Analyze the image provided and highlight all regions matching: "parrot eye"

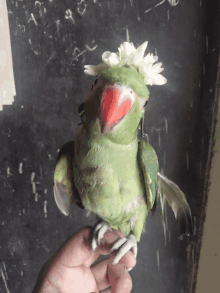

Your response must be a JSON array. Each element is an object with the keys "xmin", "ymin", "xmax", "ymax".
[
  {"xmin": 143, "ymin": 100, "xmax": 148, "ymax": 107},
  {"xmin": 91, "ymin": 77, "xmax": 99, "ymax": 90},
  {"xmin": 78, "ymin": 103, "xmax": 85, "ymax": 116}
]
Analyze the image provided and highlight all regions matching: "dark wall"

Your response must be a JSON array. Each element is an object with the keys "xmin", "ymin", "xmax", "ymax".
[{"xmin": 0, "ymin": 0, "xmax": 219, "ymax": 292}]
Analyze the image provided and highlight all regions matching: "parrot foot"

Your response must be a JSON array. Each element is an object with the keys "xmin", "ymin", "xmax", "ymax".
[
  {"xmin": 92, "ymin": 221, "xmax": 112, "ymax": 252},
  {"xmin": 110, "ymin": 234, "xmax": 137, "ymax": 266}
]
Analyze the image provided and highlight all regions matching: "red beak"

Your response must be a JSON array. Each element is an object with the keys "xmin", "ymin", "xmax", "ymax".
[{"xmin": 101, "ymin": 84, "xmax": 133, "ymax": 133}]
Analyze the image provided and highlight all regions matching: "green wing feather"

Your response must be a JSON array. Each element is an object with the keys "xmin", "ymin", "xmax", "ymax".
[
  {"xmin": 138, "ymin": 140, "xmax": 159, "ymax": 210},
  {"xmin": 53, "ymin": 141, "xmax": 84, "ymax": 216}
]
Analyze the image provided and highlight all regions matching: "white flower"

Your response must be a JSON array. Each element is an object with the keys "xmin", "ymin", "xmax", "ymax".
[{"xmin": 84, "ymin": 40, "xmax": 167, "ymax": 86}]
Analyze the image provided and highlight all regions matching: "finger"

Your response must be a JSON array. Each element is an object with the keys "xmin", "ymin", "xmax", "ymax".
[
  {"xmin": 52, "ymin": 226, "xmax": 100, "ymax": 268},
  {"xmin": 91, "ymin": 257, "xmax": 111, "ymax": 292},
  {"xmin": 99, "ymin": 231, "xmax": 136, "ymax": 271},
  {"xmin": 108, "ymin": 262, "xmax": 132, "ymax": 293}
]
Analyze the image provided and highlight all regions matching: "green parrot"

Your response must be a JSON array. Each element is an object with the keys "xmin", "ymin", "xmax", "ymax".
[{"xmin": 53, "ymin": 42, "xmax": 193, "ymax": 265}]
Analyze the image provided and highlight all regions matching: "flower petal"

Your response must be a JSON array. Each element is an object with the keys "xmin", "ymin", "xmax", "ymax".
[
  {"xmin": 118, "ymin": 42, "xmax": 136, "ymax": 60},
  {"xmin": 84, "ymin": 65, "xmax": 99, "ymax": 75},
  {"xmin": 152, "ymin": 74, "xmax": 167, "ymax": 85},
  {"xmin": 102, "ymin": 51, "xmax": 120, "ymax": 66}
]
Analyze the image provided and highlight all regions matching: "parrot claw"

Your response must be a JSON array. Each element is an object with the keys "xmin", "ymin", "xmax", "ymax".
[
  {"xmin": 92, "ymin": 221, "xmax": 112, "ymax": 252},
  {"xmin": 110, "ymin": 234, "xmax": 137, "ymax": 266}
]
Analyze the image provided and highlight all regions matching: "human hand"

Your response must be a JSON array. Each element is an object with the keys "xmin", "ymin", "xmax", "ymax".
[{"xmin": 32, "ymin": 226, "xmax": 136, "ymax": 293}]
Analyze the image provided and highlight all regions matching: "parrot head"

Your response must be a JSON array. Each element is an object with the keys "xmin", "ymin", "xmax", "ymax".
[
  {"xmin": 81, "ymin": 67, "xmax": 149, "ymax": 144},
  {"xmin": 81, "ymin": 40, "xmax": 167, "ymax": 144}
]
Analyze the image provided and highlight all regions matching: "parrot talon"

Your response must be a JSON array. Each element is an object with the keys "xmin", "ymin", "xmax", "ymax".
[
  {"xmin": 92, "ymin": 221, "xmax": 112, "ymax": 251},
  {"xmin": 111, "ymin": 234, "xmax": 137, "ymax": 265}
]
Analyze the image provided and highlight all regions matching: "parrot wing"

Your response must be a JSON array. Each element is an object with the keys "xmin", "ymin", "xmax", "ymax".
[
  {"xmin": 53, "ymin": 141, "xmax": 84, "ymax": 216},
  {"xmin": 157, "ymin": 172, "xmax": 193, "ymax": 238},
  {"xmin": 137, "ymin": 140, "xmax": 159, "ymax": 210}
]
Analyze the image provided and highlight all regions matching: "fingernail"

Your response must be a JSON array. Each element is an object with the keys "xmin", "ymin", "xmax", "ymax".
[{"xmin": 127, "ymin": 268, "xmax": 132, "ymax": 272}]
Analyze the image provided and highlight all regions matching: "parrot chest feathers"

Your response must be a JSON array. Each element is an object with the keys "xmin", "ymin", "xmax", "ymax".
[{"xmin": 73, "ymin": 136, "xmax": 148, "ymax": 230}]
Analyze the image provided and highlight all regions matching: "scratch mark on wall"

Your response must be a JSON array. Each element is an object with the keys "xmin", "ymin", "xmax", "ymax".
[
  {"xmin": 206, "ymin": 36, "xmax": 208, "ymax": 54},
  {"xmin": 158, "ymin": 131, "xmax": 161, "ymax": 146},
  {"xmin": 65, "ymin": 9, "xmax": 75, "ymax": 24},
  {"xmin": 35, "ymin": 193, "xmax": 38, "ymax": 202},
  {"xmin": 186, "ymin": 152, "xmax": 189, "ymax": 170},
  {"xmin": 32, "ymin": 182, "xmax": 36, "ymax": 194},
  {"xmin": 21, "ymin": 271, "xmax": 23, "ymax": 276},
  {"xmin": 2, "ymin": 263, "xmax": 8, "ymax": 280},
  {"xmin": 19, "ymin": 162, "xmax": 23, "ymax": 174},
  {"xmin": 200, "ymin": 0, "xmax": 202, "ymax": 7},
  {"xmin": 165, "ymin": 118, "xmax": 168, "ymax": 133},
  {"xmin": 77, "ymin": 0, "xmax": 87, "ymax": 16},
  {"xmin": 163, "ymin": 221, "xmax": 167, "ymax": 246},
  {"xmin": 168, "ymin": 0, "xmax": 180, "ymax": 6},
  {"xmin": 1, "ymin": 268, "xmax": 10, "ymax": 293},
  {"xmin": 130, "ymin": 0, "xmax": 133, "ymax": 6},
  {"xmin": 23, "ymin": 208, "xmax": 25, "ymax": 214},
  {"xmin": 30, "ymin": 13, "xmax": 38, "ymax": 25},
  {"xmin": 44, "ymin": 200, "xmax": 47, "ymax": 218},
  {"xmin": 85, "ymin": 44, "xmax": 98, "ymax": 51},
  {"xmin": 157, "ymin": 250, "xmax": 160, "ymax": 270},
  {"xmin": 167, "ymin": 9, "xmax": 169, "ymax": 20},
  {"xmin": 44, "ymin": 189, "xmax": 47, "ymax": 194},
  {"xmin": 28, "ymin": 39, "xmax": 39, "ymax": 55},
  {"xmin": 145, "ymin": 0, "xmax": 166, "ymax": 14},
  {"xmin": 71, "ymin": 47, "xmax": 87, "ymax": 63},
  {"xmin": 194, "ymin": 216, "xmax": 196, "ymax": 235}
]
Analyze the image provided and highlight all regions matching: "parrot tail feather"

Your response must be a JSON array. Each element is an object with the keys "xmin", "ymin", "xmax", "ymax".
[{"xmin": 157, "ymin": 172, "xmax": 193, "ymax": 239}]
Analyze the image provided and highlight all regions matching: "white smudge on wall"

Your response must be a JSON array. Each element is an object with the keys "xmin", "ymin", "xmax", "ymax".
[
  {"xmin": 31, "ymin": 172, "xmax": 35, "ymax": 181},
  {"xmin": 32, "ymin": 182, "xmax": 36, "ymax": 194},
  {"xmin": 19, "ymin": 162, "xmax": 23, "ymax": 174},
  {"xmin": 7, "ymin": 167, "xmax": 12, "ymax": 177},
  {"xmin": 168, "ymin": 0, "xmax": 180, "ymax": 6},
  {"xmin": 44, "ymin": 200, "xmax": 47, "ymax": 218},
  {"xmin": 65, "ymin": 9, "xmax": 75, "ymax": 24}
]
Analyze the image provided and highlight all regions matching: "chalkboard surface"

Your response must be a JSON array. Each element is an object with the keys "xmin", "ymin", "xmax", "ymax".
[{"xmin": 1, "ymin": 0, "xmax": 219, "ymax": 292}]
